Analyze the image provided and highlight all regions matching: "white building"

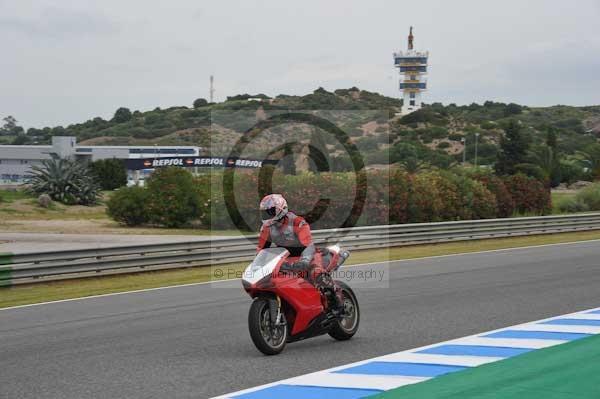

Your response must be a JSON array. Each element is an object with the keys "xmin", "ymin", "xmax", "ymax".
[
  {"xmin": 394, "ymin": 27, "xmax": 429, "ymax": 115},
  {"xmin": 0, "ymin": 136, "xmax": 201, "ymax": 185}
]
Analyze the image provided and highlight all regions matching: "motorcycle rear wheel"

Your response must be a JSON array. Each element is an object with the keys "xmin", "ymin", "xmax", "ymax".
[
  {"xmin": 248, "ymin": 297, "xmax": 288, "ymax": 355},
  {"xmin": 328, "ymin": 281, "xmax": 360, "ymax": 340}
]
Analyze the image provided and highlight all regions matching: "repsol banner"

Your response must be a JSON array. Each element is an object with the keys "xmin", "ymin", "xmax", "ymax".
[{"xmin": 125, "ymin": 157, "xmax": 278, "ymax": 170}]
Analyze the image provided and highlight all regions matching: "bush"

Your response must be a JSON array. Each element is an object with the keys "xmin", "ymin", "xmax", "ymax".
[
  {"xmin": 514, "ymin": 163, "xmax": 547, "ymax": 181},
  {"xmin": 557, "ymin": 197, "xmax": 589, "ymax": 213},
  {"xmin": 560, "ymin": 161, "xmax": 588, "ymax": 185},
  {"xmin": 503, "ymin": 174, "xmax": 551, "ymax": 215},
  {"xmin": 389, "ymin": 170, "xmax": 409, "ymax": 223},
  {"xmin": 447, "ymin": 173, "xmax": 497, "ymax": 220},
  {"xmin": 399, "ymin": 108, "xmax": 446, "ymax": 125},
  {"xmin": 90, "ymin": 158, "xmax": 127, "ymax": 190},
  {"xmin": 576, "ymin": 183, "xmax": 600, "ymax": 211},
  {"xmin": 106, "ymin": 186, "xmax": 150, "ymax": 226},
  {"xmin": 480, "ymin": 121, "xmax": 496, "ymax": 130},
  {"xmin": 473, "ymin": 173, "xmax": 515, "ymax": 217},
  {"xmin": 145, "ymin": 167, "xmax": 201, "ymax": 227},
  {"xmin": 105, "ymin": 168, "xmax": 554, "ymax": 230},
  {"xmin": 402, "ymin": 172, "xmax": 497, "ymax": 223}
]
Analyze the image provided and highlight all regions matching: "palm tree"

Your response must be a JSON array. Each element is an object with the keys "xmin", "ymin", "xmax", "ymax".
[
  {"xmin": 26, "ymin": 158, "xmax": 101, "ymax": 205},
  {"xmin": 398, "ymin": 156, "xmax": 429, "ymax": 174}
]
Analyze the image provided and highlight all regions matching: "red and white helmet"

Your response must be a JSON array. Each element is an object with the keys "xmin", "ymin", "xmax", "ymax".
[{"xmin": 260, "ymin": 194, "xmax": 288, "ymax": 224}]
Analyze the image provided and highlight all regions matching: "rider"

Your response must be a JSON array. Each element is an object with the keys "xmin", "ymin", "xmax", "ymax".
[{"xmin": 257, "ymin": 194, "xmax": 344, "ymax": 314}]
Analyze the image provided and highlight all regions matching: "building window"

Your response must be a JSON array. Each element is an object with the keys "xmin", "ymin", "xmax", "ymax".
[
  {"xmin": 410, "ymin": 92, "xmax": 416, "ymax": 99},
  {"xmin": 410, "ymin": 100, "xmax": 416, "ymax": 106},
  {"xmin": 20, "ymin": 160, "xmax": 29, "ymax": 164}
]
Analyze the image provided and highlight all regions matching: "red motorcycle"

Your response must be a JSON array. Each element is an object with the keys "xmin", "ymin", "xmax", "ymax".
[{"xmin": 242, "ymin": 245, "xmax": 360, "ymax": 355}]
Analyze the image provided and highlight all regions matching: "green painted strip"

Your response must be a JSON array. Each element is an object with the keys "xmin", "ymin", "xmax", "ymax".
[
  {"xmin": 369, "ymin": 334, "xmax": 600, "ymax": 399},
  {"xmin": 0, "ymin": 252, "xmax": 14, "ymax": 265},
  {"xmin": 0, "ymin": 266, "xmax": 12, "ymax": 287}
]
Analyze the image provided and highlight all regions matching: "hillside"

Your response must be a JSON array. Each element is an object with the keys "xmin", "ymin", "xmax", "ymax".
[{"xmin": 3, "ymin": 87, "xmax": 600, "ymax": 176}]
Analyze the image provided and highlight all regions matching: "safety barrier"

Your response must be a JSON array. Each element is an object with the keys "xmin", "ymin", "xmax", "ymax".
[{"xmin": 2, "ymin": 213, "xmax": 600, "ymax": 285}]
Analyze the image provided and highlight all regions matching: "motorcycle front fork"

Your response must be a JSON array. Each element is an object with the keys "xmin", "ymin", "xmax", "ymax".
[{"xmin": 268, "ymin": 296, "xmax": 285, "ymax": 326}]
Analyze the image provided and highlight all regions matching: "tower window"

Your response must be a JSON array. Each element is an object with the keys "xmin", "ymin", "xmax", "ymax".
[
  {"xmin": 410, "ymin": 92, "xmax": 416, "ymax": 99},
  {"xmin": 410, "ymin": 100, "xmax": 416, "ymax": 106}
]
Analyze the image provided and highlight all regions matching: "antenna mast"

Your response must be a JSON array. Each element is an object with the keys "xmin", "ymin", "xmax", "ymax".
[{"xmin": 209, "ymin": 75, "xmax": 215, "ymax": 103}]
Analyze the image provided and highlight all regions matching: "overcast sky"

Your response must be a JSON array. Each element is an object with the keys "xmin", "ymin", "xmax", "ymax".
[{"xmin": 1, "ymin": 0, "xmax": 599, "ymax": 128}]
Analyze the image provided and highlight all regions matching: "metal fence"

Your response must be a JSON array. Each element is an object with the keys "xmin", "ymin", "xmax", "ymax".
[{"xmin": 2, "ymin": 213, "xmax": 600, "ymax": 286}]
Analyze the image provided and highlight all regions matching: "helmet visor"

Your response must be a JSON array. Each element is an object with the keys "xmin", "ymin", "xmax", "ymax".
[{"xmin": 261, "ymin": 207, "xmax": 277, "ymax": 221}]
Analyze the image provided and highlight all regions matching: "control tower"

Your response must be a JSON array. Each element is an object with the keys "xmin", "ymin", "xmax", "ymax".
[{"xmin": 394, "ymin": 27, "xmax": 429, "ymax": 115}]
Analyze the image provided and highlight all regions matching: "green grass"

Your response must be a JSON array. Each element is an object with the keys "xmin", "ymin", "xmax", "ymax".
[
  {"xmin": 0, "ymin": 189, "xmax": 31, "ymax": 203},
  {"xmin": 371, "ymin": 334, "xmax": 600, "ymax": 399},
  {"xmin": 551, "ymin": 191, "xmax": 577, "ymax": 213},
  {"xmin": 2, "ymin": 230, "xmax": 600, "ymax": 309}
]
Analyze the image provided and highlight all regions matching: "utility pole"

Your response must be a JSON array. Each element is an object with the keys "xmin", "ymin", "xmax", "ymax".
[{"xmin": 209, "ymin": 75, "xmax": 215, "ymax": 103}]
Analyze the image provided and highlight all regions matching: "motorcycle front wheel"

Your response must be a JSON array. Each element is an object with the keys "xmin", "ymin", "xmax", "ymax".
[
  {"xmin": 328, "ymin": 281, "xmax": 360, "ymax": 340},
  {"xmin": 248, "ymin": 297, "xmax": 288, "ymax": 355}
]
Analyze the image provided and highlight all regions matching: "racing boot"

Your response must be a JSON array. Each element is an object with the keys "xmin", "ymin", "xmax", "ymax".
[{"xmin": 315, "ymin": 272, "xmax": 345, "ymax": 316}]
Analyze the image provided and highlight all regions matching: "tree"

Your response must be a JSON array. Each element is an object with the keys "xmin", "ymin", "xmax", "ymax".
[
  {"xmin": 89, "ymin": 158, "xmax": 127, "ymax": 190},
  {"xmin": 12, "ymin": 134, "xmax": 31, "ymax": 145},
  {"xmin": 495, "ymin": 120, "xmax": 529, "ymax": 175},
  {"xmin": 1, "ymin": 116, "xmax": 24, "ymax": 135},
  {"xmin": 398, "ymin": 156, "xmax": 429, "ymax": 174},
  {"xmin": 113, "ymin": 107, "xmax": 132, "ymax": 123},
  {"xmin": 193, "ymin": 98, "xmax": 208, "ymax": 108},
  {"xmin": 503, "ymin": 103, "xmax": 523, "ymax": 117},
  {"xmin": 546, "ymin": 127, "xmax": 558, "ymax": 149},
  {"xmin": 545, "ymin": 127, "xmax": 562, "ymax": 186},
  {"xmin": 26, "ymin": 158, "xmax": 101, "ymax": 205}
]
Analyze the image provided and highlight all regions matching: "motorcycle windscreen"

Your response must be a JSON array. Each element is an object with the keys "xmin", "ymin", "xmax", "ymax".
[{"xmin": 243, "ymin": 247, "xmax": 289, "ymax": 285}]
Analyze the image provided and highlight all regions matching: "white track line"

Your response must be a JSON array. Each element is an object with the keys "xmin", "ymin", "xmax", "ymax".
[
  {"xmin": 448, "ymin": 336, "xmax": 563, "ymax": 349},
  {"xmin": 376, "ymin": 352, "xmax": 501, "ymax": 367},
  {"xmin": 213, "ymin": 305, "xmax": 600, "ymax": 398},
  {"xmin": 286, "ymin": 373, "xmax": 427, "ymax": 391},
  {"xmin": 2, "ymin": 238, "xmax": 600, "ymax": 312}
]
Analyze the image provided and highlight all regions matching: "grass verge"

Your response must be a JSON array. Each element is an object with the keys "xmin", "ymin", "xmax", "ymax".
[{"xmin": 2, "ymin": 230, "xmax": 600, "ymax": 309}]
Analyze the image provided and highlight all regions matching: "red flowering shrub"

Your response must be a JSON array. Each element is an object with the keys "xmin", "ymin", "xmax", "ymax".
[
  {"xmin": 445, "ymin": 173, "xmax": 497, "ymax": 220},
  {"xmin": 408, "ymin": 173, "xmax": 448, "ymax": 222},
  {"xmin": 503, "ymin": 174, "xmax": 551, "ymax": 215},
  {"xmin": 117, "ymin": 168, "xmax": 551, "ymax": 231},
  {"xmin": 389, "ymin": 170, "xmax": 409, "ymax": 224},
  {"xmin": 473, "ymin": 173, "xmax": 515, "ymax": 218}
]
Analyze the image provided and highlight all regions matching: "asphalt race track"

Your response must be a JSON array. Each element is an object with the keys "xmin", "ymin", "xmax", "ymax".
[{"xmin": 2, "ymin": 240, "xmax": 600, "ymax": 399}]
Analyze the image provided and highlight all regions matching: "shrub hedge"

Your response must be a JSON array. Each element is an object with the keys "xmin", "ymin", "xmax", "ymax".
[
  {"xmin": 503, "ymin": 174, "xmax": 551, "ymax": 215},
  {"xmin": 145, "ymin": 168, "xmax": 202, "ymax": 227},
  {"xmin": 106, "ymin": 168, "xmax": 552, "ymax": 229}
]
